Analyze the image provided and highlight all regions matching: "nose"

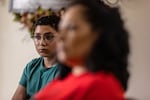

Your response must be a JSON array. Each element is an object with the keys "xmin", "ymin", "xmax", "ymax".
[{"xmin": 39, "ymin": 37, "xmax": 47, "ymax": 46}]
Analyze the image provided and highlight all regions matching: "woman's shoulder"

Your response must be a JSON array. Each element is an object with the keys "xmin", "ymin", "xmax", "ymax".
[
  {"xmin": 83, "ymin": 72, "xmax": 124, "ymax": 100},
  {"xmin": 90, "ymin": 72, "xmax": 123, "ymax": 89},
  {"xmin": 80, "ymin": 71, "xmax": 118, "ymax": 83}
]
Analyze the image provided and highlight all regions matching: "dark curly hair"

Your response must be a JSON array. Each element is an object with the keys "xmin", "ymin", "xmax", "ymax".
[
  {"xmin": 58, "ymin": 0, "xmax": 130, "ymax": 91},
  {"xmin": 31, "ymin": 15, "xmax": 60, "ymax": 37}
]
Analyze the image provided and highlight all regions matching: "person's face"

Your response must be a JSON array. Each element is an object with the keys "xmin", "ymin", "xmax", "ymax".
[
  {"xmin": 58, "ymin": 5, "xmax": 98, "ymax": 66},
  {"xmin": 33, "ymin": 25, "xmax": 58, "ymax": 58}
]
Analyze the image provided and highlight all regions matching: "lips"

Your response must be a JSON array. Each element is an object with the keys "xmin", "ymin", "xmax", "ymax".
[{"xmin": 39, "ymin": 49, "xmax": 48, "ymax": 52}]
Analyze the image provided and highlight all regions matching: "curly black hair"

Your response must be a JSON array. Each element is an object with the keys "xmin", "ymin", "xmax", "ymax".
[
  {"xmin": 31, "ymin": 15, "xmax": 60, "ymax": 37},
  {"xmin": 58, "ymin": 0, "xmax": 130, "ymax": 91}
]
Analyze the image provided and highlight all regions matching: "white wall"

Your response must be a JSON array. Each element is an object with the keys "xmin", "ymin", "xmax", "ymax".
[
  {"xmin": 0, "ymin": 0, "xmax": 38, "ymax": 100},
  {"xmin": 119, "ymin": 1, "xmax": 150, "ymax": 100},
  {"xmin": 0, "ymin": 0, "xmax": 150, "ymax": 100}
]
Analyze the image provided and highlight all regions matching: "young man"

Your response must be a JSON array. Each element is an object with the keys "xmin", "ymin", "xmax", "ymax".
[{"xmin": 12, "ymin": 15, "xmax": 60, "ymax": 100}]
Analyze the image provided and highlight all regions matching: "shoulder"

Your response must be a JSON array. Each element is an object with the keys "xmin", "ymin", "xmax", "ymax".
[
  {"xmin": 29, "ymin": 57, "xmax": 43, "ymax": 65},
  {"xmin": 85, "ymin": 72, "xmax": 124, "ymax": 100},
  {"xmin": 90, "ymin": 72, "xmax": 123, "ymax": 91},
  {"xmin": 24, "ymin": 57, "xmax": 43, "ymax": 71}
]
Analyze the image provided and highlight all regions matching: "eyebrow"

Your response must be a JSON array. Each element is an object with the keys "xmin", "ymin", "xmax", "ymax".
[
  {"xmin": 34, "ymin": 32, "xmax": 54, "ymax": 35},
  {"xmin": 44, "ymin": 32, "xmax": 54, "ymax": 35},
  {"xmin": 34, "ymin": 33, "xmax": 41, "ymax": 35}
]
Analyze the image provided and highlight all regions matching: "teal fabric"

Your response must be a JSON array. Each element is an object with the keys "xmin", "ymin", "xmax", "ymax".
[{"xmin": 19, "ymin": 57, "xmax": 60, "ymax": 97}]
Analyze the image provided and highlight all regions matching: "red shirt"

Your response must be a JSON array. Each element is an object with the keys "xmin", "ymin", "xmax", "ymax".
[{"xmin": 34, "ymin": 72, "xmax": 124, "ymax": 100}]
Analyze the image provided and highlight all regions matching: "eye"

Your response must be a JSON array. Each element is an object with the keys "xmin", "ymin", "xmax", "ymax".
[
  {"xmin": 33, "ymin": 35, "xmax": 41, "ymax": 40},
  {"xmin": 45, "ymin": 35, "xmax": 54, "ymax": 40}
]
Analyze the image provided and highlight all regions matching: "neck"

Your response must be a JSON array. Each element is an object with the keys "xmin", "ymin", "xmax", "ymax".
[
  {"xmin": 43, "ymin": 56, "xmax": 57, "ymax": 68},
  {"xmin": 72, "ymin": 64, "xmax": 87, "ymax": 76},
  {"xmin": 66, "ymin": 58, "xmax": 88, "ymax": 76}
]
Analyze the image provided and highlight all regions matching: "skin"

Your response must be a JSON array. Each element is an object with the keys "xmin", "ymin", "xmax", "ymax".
[
  {"xmin": 12, "ymin": 25, "xmax": 58, "ymax": 100},
  {"xmin": 57, "ymin": 5, "xmax": 99, "ymax": 76}
]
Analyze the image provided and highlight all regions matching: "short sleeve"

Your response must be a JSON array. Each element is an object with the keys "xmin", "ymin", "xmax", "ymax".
[
  {"xmin": 19, "ymin": 64, "xmax": 29, "ymax": 87},
  {"xmin": 19, "ymin": 57, "xmax": 42, "ymax": 88}
]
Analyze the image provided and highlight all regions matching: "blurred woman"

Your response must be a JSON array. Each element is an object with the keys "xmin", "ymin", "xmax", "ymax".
[{"xmin": 33, "ymin": 0, "xmax": 130, "ymax": 99}]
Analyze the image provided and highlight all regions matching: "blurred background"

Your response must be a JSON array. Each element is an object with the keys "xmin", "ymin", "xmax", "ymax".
[{"xmin": 0, "ymin": 0, "xmax": 150, "ymax": 100}]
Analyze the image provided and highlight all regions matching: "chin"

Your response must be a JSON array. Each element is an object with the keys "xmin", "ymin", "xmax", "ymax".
[
  {"xmin": 39, "ymin": 53, "xmax": 48, "ymax": 57},
  {"xmin": 57, "ymin": 53, "xmax": 77, "ymax": 67},
  {"xmin": 40, "ymin": 55, "xmax": 49, "ymax": 57}
]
